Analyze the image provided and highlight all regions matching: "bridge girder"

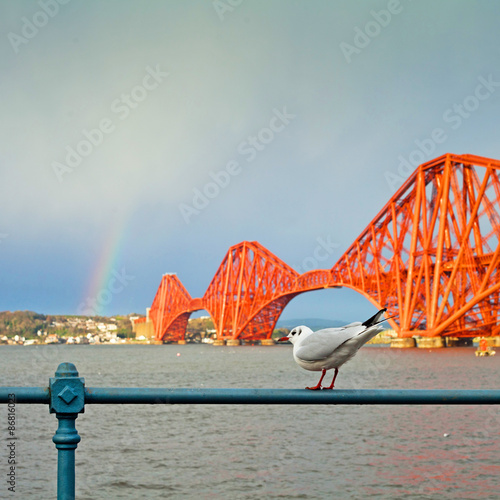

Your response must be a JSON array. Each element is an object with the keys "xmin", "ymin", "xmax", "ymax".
[{"xmin": 148, "ymin": 154, "xmax": 500, "ymax": 342}]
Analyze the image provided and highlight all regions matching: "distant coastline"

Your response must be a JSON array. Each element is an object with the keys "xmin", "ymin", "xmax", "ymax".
[{"xmin": 0, "ymin": 310, "xmax": 139, "ymax": 346}]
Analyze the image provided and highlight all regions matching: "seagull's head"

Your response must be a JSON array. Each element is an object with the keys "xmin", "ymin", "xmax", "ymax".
[{"xmin": 278, "ymin": 326, "xmax": 312, "ymax": 344}]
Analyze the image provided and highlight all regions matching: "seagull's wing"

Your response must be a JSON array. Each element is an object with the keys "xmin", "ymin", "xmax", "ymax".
[
  {"xmin": 294, "ymin": 324, "xmax": 365, "ymax": 361},
  {"xmin": 342, "ymin": 321, "xmax": 363, "ymax": 328}
]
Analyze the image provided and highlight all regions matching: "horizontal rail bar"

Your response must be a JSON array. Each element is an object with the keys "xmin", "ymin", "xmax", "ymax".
[
  {"xmin": 2, "ymin": 387, "xmax": 500, "ymax": 405},
  {"xmin": 0, "ymin": 387, "xmax": 49, "ymax": 403},
  {"xmin": 83, "ymin": 388, "xmax": 500, "ymax": 404}
]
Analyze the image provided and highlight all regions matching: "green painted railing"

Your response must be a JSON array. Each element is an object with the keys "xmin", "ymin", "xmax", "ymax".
[{"xmin": 1, "ymin": 362, "xmax": 500, "ymax": 500}]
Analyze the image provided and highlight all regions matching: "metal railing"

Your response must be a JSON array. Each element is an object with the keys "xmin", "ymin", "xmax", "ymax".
[{"xmin": 1, "ymin": 362, "xmax": 500, "ymax": 500}]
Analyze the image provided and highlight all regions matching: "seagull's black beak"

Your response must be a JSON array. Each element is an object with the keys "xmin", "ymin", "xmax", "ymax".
[{"xmin": 277, "ymin": 336, "xmax": 289, "ymax": 342}]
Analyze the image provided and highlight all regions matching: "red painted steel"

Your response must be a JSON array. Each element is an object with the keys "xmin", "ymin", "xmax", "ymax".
[
  {"xmin": 148, "ymin": 154, "xmax": 500, "ymax": 342},
  {"xmin": 149, "ymin": 274, "xmax": 193, "ymax": 343},
  {"xmin": 203, "ymin": 241, "xmax": 300, "ymax": 341}
]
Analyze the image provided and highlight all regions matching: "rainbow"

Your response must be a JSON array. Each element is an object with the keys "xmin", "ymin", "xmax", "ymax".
[{"xmin": 81, "ymin": 220, "xmax": 129, "ymax": 316}]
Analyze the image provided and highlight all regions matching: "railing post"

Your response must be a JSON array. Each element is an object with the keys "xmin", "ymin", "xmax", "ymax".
[{"xmin": 49, "ymin": 363, "xmax": 85, "ymax": 500}]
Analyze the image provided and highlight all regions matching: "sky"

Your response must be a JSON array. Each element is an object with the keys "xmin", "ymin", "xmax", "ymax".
[{"xmin": 1, "ymin": 0, "xmax": 500, "ymax": 322}]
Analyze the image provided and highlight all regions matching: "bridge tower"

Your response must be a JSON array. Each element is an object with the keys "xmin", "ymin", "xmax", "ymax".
[{"xmin": 146, "ymin": 154, "xmax": 500, "ymax": 342}]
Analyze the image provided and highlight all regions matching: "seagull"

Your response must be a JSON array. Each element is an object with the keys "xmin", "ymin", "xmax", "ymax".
[{"xmin": 278, "ymin": 308, "xmax": 388, "ymax": 390}]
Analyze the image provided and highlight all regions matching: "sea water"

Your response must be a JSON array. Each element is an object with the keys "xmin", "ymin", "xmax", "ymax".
[{"xmin": 0, "ymin": 344, "xmax": 499, "ymax": 499}]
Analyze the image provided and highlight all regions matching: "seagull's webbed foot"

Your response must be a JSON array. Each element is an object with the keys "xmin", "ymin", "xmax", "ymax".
[
  {"xmin": 306, "ymin": 369, "xmax": 327, "ymax": 391},
  {"xmin": 305, "ymin": 384, "xmax": 322, "ymax": 391}
]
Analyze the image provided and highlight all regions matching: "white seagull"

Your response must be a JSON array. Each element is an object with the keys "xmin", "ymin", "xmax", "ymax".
[{"xmin": 278, "ymin": 308, "xmax": 388, "ymax": 390}]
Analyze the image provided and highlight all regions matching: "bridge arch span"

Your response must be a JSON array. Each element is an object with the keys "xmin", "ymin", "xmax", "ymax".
[{"xmin": 145, "ymin": 154, "xmax": 500, "ymax": 342}]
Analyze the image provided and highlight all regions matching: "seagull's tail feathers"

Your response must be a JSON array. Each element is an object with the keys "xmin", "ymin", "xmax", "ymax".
[
  {"xmin": 362, "ymin": 308, "xmax": 387, "ymax": 327},
  {"xmin": 349, "ymin": 322, "xmax": 385, "ymax": 349},
  {"xmin": 343, "ymin": 308, "xmax": 396, "ymax": 350}
]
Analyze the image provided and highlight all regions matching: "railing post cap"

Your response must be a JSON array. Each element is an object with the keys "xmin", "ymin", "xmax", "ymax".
[
  {"xmin": 50, "ymin": 363, "xmax": 85, "ymax": 414},
  {"xmin": 55, "ymin": 362, "xmax": 79, "ymax": 378}
]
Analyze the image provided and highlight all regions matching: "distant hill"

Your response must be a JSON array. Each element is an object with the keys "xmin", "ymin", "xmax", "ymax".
[{"xmin": 276, "ymin": 318, "xmax": 347, "ymax": 331}]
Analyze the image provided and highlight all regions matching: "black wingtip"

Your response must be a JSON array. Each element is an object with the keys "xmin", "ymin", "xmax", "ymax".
[{"xmin": 362, "ymin": 308, "xmax": 387, "ymax": 327}]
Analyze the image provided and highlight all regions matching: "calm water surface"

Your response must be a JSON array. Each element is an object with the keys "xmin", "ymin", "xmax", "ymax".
[{"xmin": 0, "ymin": 344, "xmax": 499, "ymax": 499}]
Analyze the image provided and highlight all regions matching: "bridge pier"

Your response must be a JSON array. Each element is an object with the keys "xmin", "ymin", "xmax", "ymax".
[
  {"xmin": 261, "ymin": 339, "xmax": 276, "ymax": 346},
  {"xmin": 487, "ymin": 336, "xmax": 500, "ymax": 347},
  {"xmin": 416, "ymin": 337, "xmax": 445, "ymax": 348},
  {"xmin": 445, "ymin": 337, "xmax": 473, "ymax": 347},
  {"xmin": 390, "ymin": 338, "xmax": 416, "ymax": 348},
  {"xmin": 226, "ymin": 339, "xmax": 241, "ymax": 346}
]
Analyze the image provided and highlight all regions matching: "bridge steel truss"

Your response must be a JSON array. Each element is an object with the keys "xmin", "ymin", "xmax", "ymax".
[{"xmin": 149, "ymin": 154, "xmax": 500, "ymax": 342}]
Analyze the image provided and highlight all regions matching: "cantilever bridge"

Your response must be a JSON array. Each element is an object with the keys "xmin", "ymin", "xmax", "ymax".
[{"xmin": 149, "ymin": 154, "xmax": 500, "ymax": 343}]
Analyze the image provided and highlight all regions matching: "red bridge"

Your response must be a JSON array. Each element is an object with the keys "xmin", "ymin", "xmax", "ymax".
[{"xmin": 149, "ymin": 154, "xmax": 500, "ymax": 343}]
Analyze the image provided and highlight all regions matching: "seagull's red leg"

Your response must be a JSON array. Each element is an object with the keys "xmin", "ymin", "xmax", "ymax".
[
  {"xmin": 306, "ymin": 369, "xmax": 326, "ymax": 390},
  {"xmin": 323, "ymin": 368, "xmax": 339, "ymax": 390}
]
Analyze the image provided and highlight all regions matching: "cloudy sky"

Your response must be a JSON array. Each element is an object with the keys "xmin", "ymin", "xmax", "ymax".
[{"xmin": 1, "ymin": 0, "xmax": 500, "ymax": 322}]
